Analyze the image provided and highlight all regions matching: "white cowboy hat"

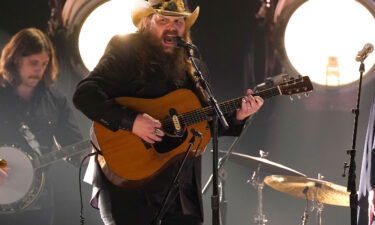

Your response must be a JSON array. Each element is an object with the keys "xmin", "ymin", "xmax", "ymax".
[{"xmin": 131, "ymin": 0, "xmax": 200, "ymax": 28}]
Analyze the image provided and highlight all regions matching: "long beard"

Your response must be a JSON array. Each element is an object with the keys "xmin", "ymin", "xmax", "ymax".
[{"xmin": 137, "ymin": 32, "xmax": 189, "ymax": 84}]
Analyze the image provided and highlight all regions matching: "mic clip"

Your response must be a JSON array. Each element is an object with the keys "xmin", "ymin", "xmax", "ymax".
[
  {"xmin": 174, "ymin": 37, "xmax": 202, "ymax": 59},
  {"xmin": 188, "ymin": 129, "xmax": 203, "ymax": 145},
  {"xmin": 191, "ymin": 128, "xmax": 203, "ymax": 138},
  {"xmin": 174, "ymin": 37, "xmax": 198, "ymax": 51},
  {"xmin": 355, "ymin": 43, "xmax": 374, "ymax": 62}
]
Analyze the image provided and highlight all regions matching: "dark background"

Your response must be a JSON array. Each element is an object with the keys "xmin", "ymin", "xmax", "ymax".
[{"xmin": 1, "ymin": 0, "xmax": 375, "ymax": 224}]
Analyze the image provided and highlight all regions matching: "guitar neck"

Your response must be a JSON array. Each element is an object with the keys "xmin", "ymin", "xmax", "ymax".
[
  {"xmin": 178, "ymin": 86, "xmax": 281, "ymax": 126},
  {"xmin": 217, "ymin": 86, "xmax": 281, "ymax": 114},
  {"xmin": 34, "ymin": 140, "xmax": 92, "ymax": 169}
]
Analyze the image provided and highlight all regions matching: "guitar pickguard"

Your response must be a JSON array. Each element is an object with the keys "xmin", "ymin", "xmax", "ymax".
[{"xmin": 153, "ymin": 130, "xmax": 188, "ymax": 154}]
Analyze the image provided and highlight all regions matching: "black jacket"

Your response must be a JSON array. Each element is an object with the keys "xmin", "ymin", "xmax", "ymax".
[
  {"xmin": 0, "ymin": 81, "xmax": 82, "ymax": 152},
  {"xmin": 0, "ymin": 81, "xmax": 83, "ymax": 223}
]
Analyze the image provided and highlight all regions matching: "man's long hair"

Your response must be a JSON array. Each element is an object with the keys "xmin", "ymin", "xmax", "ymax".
[{"xmin": 0, "ymin": 27, "xmax": 58, "ymax": 86}]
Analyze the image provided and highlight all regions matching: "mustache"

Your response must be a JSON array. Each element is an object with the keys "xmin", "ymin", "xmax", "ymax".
[
  {"xmin": 162, "ymin": 30, "xmax": 178, "ymax": 37},
  {"xmin": 28, "ymin": 75, "xmax": 42, "ymax": 79}
]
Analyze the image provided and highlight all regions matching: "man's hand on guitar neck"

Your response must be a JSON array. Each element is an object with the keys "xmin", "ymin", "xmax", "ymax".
[
  {"xmin": 132, "ymin": 113, "xmax": 165, "ymax": 144},
  {"xmin": 236, "ymin": 89, "xmax": 264, "ymax": 121}
]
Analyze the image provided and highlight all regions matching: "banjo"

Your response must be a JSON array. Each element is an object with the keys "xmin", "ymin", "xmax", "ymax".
[{"xmin": 0, "ymin": 140, "xmax": 91, "ymax": 214}]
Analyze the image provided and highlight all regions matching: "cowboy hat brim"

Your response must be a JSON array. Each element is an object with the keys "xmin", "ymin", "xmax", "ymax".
[{"xmin": 131, "ymin": 2, "xmax": 199, "ymax": 28}]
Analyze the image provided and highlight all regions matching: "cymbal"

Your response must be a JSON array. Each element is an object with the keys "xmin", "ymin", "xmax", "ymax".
[
  {"xmin": 264, "ymin": 175, "xmax": 350, "ymax": 207},
  {"xmin": 217, "ymin": 151, "xmax": 306, "ymax": 177}
]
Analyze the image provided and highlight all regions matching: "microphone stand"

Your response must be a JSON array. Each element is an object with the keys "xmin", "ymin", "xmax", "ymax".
[
  {"xmin": 202, "ymin": 115, "xmax": 256, "ymax": 192},
  {"xmin": 202, "ymin": 116, "xmax": 256, "ymax": 225},
  {"xmin": 183, "ymin": 45, "xmax": 229, "ymax": 225},
  {"xmin": 153, "ymin": 130, "xmax": 200, "ymax": 225},
  {"xmin": 343, "ymin": 60, "xmax": 365, "ymax": 225}
]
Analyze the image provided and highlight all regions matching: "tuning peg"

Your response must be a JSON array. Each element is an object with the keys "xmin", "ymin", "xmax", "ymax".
[
  {"xmin": 259, "ymin": 150, "xmax": 269, "ymax": 158},
  {"xmin": 304, "ymin": 93, "xmax": 309, "ymax": 97},
  {"xmin": 297, "ymin": 94, "xmax": 301, "ymax": 99},
  {"xmin": 290, "ymin": 96, "xmax": 294, "ymax": 101}
]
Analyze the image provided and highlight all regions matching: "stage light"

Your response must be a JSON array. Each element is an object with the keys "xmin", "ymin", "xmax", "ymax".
[
  {"xmin": 62, "ymin": 0, "xmax": 138, "ymax": 75},
  {"xmin": 275, "ymin": 0, "xmax": 375, "ymax": 87},
  {"xmin": 78, "ymin": 0, "xmax": 137, "ymax": 71}
]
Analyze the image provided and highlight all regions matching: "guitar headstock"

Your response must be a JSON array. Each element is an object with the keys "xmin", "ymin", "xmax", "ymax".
[{"xmin": 278, "ymin": 76, "xmax": 314, "ymax": 96}]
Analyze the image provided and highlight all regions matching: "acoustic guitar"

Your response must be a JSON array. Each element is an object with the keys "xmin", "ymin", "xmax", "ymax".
[{"xmin": 93, "ymin": 76, "xmax": 313, "ymax": 187}]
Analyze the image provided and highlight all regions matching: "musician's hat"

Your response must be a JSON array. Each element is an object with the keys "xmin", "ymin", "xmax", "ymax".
[{"xmin": 131, "ymin": 0, "xmax": 200, "ymax": 28}]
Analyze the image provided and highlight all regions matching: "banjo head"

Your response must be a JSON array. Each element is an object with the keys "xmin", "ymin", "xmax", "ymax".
[{"xmin": 0, "ymin": 146, "xmax": 44, "ymax": 214}]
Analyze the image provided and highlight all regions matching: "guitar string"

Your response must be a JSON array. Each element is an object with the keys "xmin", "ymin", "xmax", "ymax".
[
  {"xmin": 161, "ymin": 87, "xmax": 289, "ymax": 129},
  {"xmin": 160, "ymin": 89, "xmax": 280, "ymax": 130}
]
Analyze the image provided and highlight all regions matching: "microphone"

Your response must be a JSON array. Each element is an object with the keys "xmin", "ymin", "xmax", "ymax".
[
  {"xmin": 355, "ymin": 43, "xmax": 374, "ymax": 62},
  {"xmin": 173, "ymin": 37, "xmax": 198, "ymax": 50}
]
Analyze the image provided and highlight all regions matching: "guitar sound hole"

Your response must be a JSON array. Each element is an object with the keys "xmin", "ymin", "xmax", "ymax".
[{"xmin": 153, "ymin": 131, "xmax": 188, "ymax": 153}]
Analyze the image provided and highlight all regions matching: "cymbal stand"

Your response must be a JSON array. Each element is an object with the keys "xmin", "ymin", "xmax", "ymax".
[
  {"xmin": 310, "ymin": 196, "xmax": 324, "ymax": 225},
  {"xmin": 300, "ymin": 185, "xmax": 325, "ymax": 225},
  {"xmin": 314, "ymin": 201, "xmax": 324, "ymax": 225},
  {"xmin": 218, "ymin": 168, "xmax": 228, "ymax": 225},
  {"xmin": 311, "ymin": 174, "xmax": 325, "ymax": 225},
  {"xmin": 300, "ymin": 187, "xmax": 310, "ymax": 225},
  {"xmin": 247, "ymin": 150, "xmax": 268, "ymax": 225}
]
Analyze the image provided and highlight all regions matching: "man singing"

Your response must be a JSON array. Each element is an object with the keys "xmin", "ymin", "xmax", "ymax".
[{"xmin": 73, "ymin": 0, "xmax": 264, "ymax": 224}]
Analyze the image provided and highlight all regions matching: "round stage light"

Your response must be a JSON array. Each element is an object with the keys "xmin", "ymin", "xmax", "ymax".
[
  {"xmin": 275, "ymin": 0, "xmax": 375, "ymax": 87},
  {"xmin": 62, "ymin": 0, "xmax": 138, "ymax": 75},
  {"xmin": 78, "ymin": 0, "xmax": 137, "ymax": 71}
]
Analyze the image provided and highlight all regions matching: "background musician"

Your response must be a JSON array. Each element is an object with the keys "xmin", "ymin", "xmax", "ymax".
[{"xmin": 0, "ymin": 27, "xmax": 83, "ymax": 225}]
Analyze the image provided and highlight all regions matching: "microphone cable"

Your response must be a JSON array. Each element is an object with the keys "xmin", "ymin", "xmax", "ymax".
[{"xmin": 78, "ymin": 141, "xmax": 101, "ymax": 225}]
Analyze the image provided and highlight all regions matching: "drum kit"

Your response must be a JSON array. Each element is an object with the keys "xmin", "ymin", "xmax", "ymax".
[{"xmin": 214, "ymin": 150, "xmax": 350, "ymax": 225}]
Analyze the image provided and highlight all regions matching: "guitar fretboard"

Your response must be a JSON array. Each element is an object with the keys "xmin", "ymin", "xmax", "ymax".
[{"xmin": 172, "ymin": 86, "xmax": 281, "ymax": 127}]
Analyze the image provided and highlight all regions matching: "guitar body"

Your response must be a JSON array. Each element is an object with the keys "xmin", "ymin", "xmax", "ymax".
[{"xmin": 94, "ymin": 89, "xmax": 211, "ymax": 187}]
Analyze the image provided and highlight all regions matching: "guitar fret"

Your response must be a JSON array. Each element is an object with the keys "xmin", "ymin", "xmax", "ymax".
[{"xmin": 182, "ymin": 87, "xmax": 281, "ymax": 126}]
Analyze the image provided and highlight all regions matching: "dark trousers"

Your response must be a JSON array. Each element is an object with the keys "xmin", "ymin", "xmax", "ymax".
[{"xmin": 98, "ymin": 186, "xmax": 202, "ymax": 225}]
